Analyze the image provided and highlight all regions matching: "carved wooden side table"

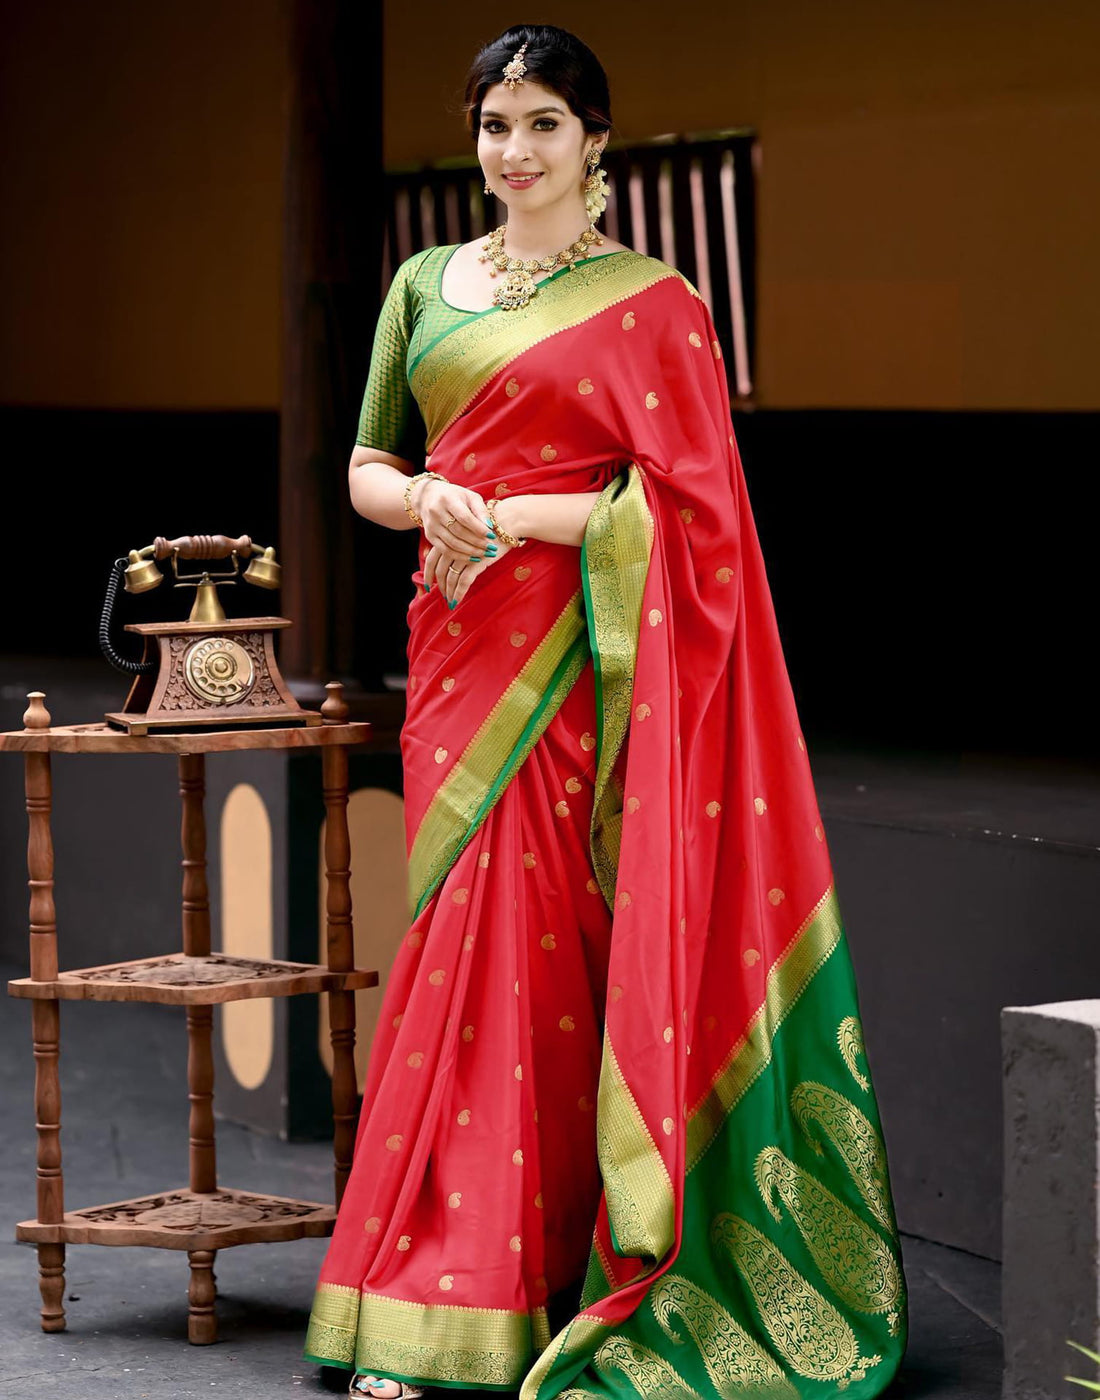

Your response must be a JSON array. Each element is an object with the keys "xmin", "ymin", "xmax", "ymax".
[{"xmin": 1, "ymin": 686, "xmax": 377, "ymax": 1344}]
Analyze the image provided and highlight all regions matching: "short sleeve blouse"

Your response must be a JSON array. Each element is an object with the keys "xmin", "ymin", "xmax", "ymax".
[{"xmin": 355, "ymin": 245, "xmax": 476, "ymax": 462}]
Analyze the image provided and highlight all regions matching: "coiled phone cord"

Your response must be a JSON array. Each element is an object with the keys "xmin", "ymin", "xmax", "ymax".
[{"xmin": 98, "ymin": 557, "xmax": 156, "ymax": 675}]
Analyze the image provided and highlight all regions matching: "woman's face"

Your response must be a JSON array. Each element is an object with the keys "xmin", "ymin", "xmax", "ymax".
[{"xmin": 477, "ymin": 78, "xmax": 603, "ymax": 217}]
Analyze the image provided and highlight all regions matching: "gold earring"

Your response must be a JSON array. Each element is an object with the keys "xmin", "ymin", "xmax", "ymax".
[{"xmin": 484, "ymin": 179, "xmax": 492, "ymax": 194}]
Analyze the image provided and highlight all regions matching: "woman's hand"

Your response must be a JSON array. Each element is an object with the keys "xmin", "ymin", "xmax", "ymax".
[
  {"xmin": 424, "ymin": 534, "xmax": 515, "ymax": 606},
  {"xmin": 414, "ymin": 476, "xmax": 494, "ymax": 559}
]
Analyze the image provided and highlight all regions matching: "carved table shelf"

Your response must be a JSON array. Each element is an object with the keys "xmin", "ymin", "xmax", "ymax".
[{"xmin": 1, "ymin": 688, "xmax": 376, "ymax": 1344}]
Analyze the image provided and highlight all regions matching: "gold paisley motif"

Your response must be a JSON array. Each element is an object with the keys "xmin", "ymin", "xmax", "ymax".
[
  {"xmin": 594, "ymin": 1336, "xmax": 703, "ymax": 1398},
  {"xmin": 710, "ymin": 1213, "xmax": 861, "ymax": 1382},
  {"xmin": 838, "ymin": 1016, "xmax": 870, "ymax": 1091},
  {"xmin": 650, "ymin": 1274, "xmax": 798, "ymax": 1398},
  {"xmin": 754, "ymin": 1146, "xmax": 903, "ymax": 1314},
  {"xmin": 790, "ymin": 1082, "xmax": 895, "ymax": 1231}
]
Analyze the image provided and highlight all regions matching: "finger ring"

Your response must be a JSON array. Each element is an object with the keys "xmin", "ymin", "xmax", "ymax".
[{"xmin": 444, "ymin": 513, "xmax": 457, "ymax": 528}]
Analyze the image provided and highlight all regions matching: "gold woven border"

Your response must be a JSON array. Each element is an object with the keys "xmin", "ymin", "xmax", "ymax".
[
  {"xmin": 413, "ymin": 255, "xmax": 684, "ymax": 451},
  {"xmin": 306, "ymin": 1282, "xmax": 551, "ymax": 1386},
  {"xmin": 596, "ymin": 1034, "xmax": 676, "ymax": 1259},
  {"xmin": 580, "ymin": 464, "xmax": 655, "ymax": 908},
  {"xmin": 519, "ymin": 1313, "xmax": 613, "ymax": 1400},
  {"xmin": 407, "ymin": 590, "xmax": 588, "ymax": 919},
  {"xmin": 686, "ymin": 886, "xmax": 842, "ymax": 1173}
]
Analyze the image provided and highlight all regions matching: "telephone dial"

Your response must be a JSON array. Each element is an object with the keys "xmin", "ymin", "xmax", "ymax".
[{"xmin": 99, "ymin": 534, "xmax": 318, "ymax": 734}]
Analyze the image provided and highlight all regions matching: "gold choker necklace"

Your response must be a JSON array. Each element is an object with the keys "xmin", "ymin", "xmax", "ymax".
[{"xmin": 478, "ymin": 222, "xmax": 604, "ymax": 311}]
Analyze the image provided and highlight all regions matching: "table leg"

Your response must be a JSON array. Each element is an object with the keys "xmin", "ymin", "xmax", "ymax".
[
  {"xmin": 26, "ymin": 746, "xmax": 66, "ymax": 1332},
  {"xmin": 180, "ymin": 755, "xmax": 216, "ymax": 1197},
  {"xmin": 187, "ymin": 1248, "xmax": 217, "ymax": 1344},
  {"xmin": 322, "ymin": 740, "xmax": 357, "ymax": 1207}
]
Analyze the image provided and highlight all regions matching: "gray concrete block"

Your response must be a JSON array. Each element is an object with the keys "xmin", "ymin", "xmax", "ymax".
[{"xmin": 1002, "ymin": 1001, "xmax": 1100, "ymax": 1400}]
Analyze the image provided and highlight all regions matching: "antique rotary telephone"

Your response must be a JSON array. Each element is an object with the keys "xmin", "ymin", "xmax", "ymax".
[{"xmin": 99, "ymin": 534, "xmax": 318, "ymax": 734}]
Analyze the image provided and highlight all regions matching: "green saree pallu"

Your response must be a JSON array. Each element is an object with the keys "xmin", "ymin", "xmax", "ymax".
[{"xmin": 304, "ymin": 245, "xmax": 908, "ymax": 1398}]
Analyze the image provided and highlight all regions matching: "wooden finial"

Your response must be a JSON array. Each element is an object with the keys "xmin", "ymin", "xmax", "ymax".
[
  {"xmin": 23, "ymin": 692, "xmax": 51, "ymax": 731},
  {"xmin": 321, "ymin": 681, "xmax": 349, "ymax": 724}
]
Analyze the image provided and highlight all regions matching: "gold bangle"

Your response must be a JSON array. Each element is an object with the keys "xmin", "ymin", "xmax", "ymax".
[
  {"xmin": 486, "ymin": 497, "xmax": 526, "ymax": 548},
  {"xmin": 404, "ymin": 471, "xmax": 448, "ymax": 527}
]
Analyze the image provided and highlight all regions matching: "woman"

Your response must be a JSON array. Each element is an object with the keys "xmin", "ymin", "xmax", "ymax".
[{"xmin": 305, "ymin": 24, "xmax": 908, "ymax": 1400}]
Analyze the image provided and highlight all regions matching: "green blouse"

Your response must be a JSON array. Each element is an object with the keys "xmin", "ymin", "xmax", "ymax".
[{"xmin": 355, "ymin": 246, "xmax": 477, "ymax": 462}]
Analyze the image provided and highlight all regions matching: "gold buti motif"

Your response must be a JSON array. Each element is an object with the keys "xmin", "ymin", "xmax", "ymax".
[
  {"xmin": 406, "ymin": 930, "xmax": 423, "ymax": 949},
  {"xmin": 622, "ymin": 311, "xmax": 636, "ymax": 329},
  {"xmin": 509, "ymin": 1235, "xmax": 523, "ymax": 1252},
  {"xmin": 514, "ymin": 565, "xmax": 532, "ymax": 581},
  {"xmin": 364, "ymin": 1215, "xmax": 381, "ymax": 1233},
  {"xmin": 768, "ymin": 888, "xmax": 786, "ymax": 906},
  {"xmin": 534, "ymin": 1192, "xmax": 544, "ymax": 1209},
  {"xmin": 610, "ymin": 984, "xmax": 624, "ymax": 1001},
  {"xmin": 510, "ymin": 631, "xmax": 528, "ymax": 647},
  {"xmin": 463, "ymin": 452, "xmax": 477, "ymax": 472},
  {"xmin": 495, "ymin": 482, "xmax": 511, "ymax": 497},
  {"xmin": 586, "ymin": 877, "xmax": 600, "ymax": 894},
  {"xmin": 645, "ymin": 392, "xmax": 660, "ymax": 409},
  {"xmin": 540, "ymin": 933, "xmax": 557, "ymax": 950},
  {"xmin": 559, "ymin": 1015, "xmax": 575, "ymax": 1032},
  {"xmin": 626, "ymin": 796, "xmax": 641, "ymax": 813},
  {"xmin": 662, "ymin": 1117, "xmax": 675, "ymax": 1135},
  {"xmin": 462, "ymin": 1025, "xmax": 475, "ymax": 1042},
  {"xmin": 705, "ymin": 801, "xmax": 722, "ymax": 818},
  {"xmin": 650, "ymin": 1274, "xmax": 799, "ymax": 1398},
  {"xmin": 797, "ymin": 734, "xmax": 807, "ymax": 751},
  {"xmin": 555, "ymin": 801, "xmax": 570, "ymax": 818},
  {"xmin": 385, "ymin": 1134, "xmax": 403, "ymax": 1152},
  {"xmin": 463, "ymin": 933, "xmax": 475, "ymax": 951},
  {"xmin": 447, "ymin": 1192, "xmax": 463, "ymax": 1209},
  {"xmin": 743, "ymin": 948, "xmax": 761, "ymax": 966},
  {"xmin": 578, "ymin": 378, "xmax": 595, "ymax": 394},
  {"xmin": 540, "ymin": 445, "xmax": 558, "ymax": 462},
  {"xmin": 512, "ymin": 1149, "xmax": 524, "ymax": 1165},
  {"xmin": 664, "ymin": 1026, "xmax": 674, "ymax": 1043},
  {"xmin": 790, "ymin": 1081, "xmax": 895, "ymax": 1231},
  {"xmin": 578, "ymin": 1095, "xmax": 593, "ymax": 1111},
  {"xmin": 452, "ymin": 887, "xmax": 469, "ymax": 904},
  {"xmin": 635, "ymin": 702, "xmax": 652, "ymax": 720},
  {"xmin": 441, "ymin": 676, "xmax": 455, "ymax": 692},
  {"xmin": 580, "ymin": 731, "xmax": 596, "ymax": 751},
  {"xmin": 447, "ymin": 619, "xmax": 462, "ymax": 636},
  {"xmin": 710, "ymin": 1213, "xmax": 862, "ymax": 1381},
  {"xmin": 434, "ymin": 747, "xmax": 449, "ymax": 764},
  {"xmin": 505, "ymin": 377, "xmax": 520, "ymax": 397},
  {"xmin": 754, "ymin": 797, "xmax": 767, "ymax": 815},
  {"xmin": 457, "ymin": 1108, "xmax": 471, "ymax": 1125},
  {"xmin": 565, "ymin": 776, "xmax": 582, "ymax": 793},
  {"xmin": 712, "ymin": 340, "xmax": 722, "ymax": 358},
  {"xmin": 522, "ymin": 851, "xmax": 537, "ymax": 868},
  {"xmin": 595, "ymin": 1336, "xmax": 703, "ymax": 1399},
  {"xmin": 477, "ymin": 851, "xmax": 491, "ymax": 868},
  {"xmin": 407, "ymin": 1051, "xmax": 425, "ymax": 1069},
  {"xmin": 754, "ymin": 1146, "xmax": 903, "ymax": 1315},
  {"xmin": 688, "ymin": 332, "xmax": 703, "ymax": 348},
  {"xmin": 680, "ymin": 508, "xmax": 695, "ymax": 524},
  {"xmin": 392, "ymin": 1013, "xmax": 404, "ymax": 1028},
  {"xmin": 439, "ymin": 1274, "xmax": 455, "ymax": 1291},
  {"xmin": 815, "ymin": 822, "xmax": 825, "ymax": 842},
  {"xmin": 428, "ymin": 968, "xmax": 446, "ymax": 986},
  {"xmin": 838, "ymin": 1016, "xmax": 870, "ymax": 1091},
  {"xmin": 397, "ymin": 1234, "xmax": 412, "ymax": 1250},
  {"xmin": 715, "ymin": 566, "xmax": 734, "ymax": 583},
  {"xmin": 648, "ymin": 608, "xmax": 663, "ymax": 625},
  {"xmin": 616, "ymin": 891, "xmax": 632, "ymax": 910},
  {"xmin": 514, "ymin": 1063, "xmax": 523, "ymax": 1079}
]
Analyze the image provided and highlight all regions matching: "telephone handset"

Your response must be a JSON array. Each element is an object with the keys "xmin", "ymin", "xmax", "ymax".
[{"xmin": 99, "ymin": 534, "xmax": 318, "ymax": 735}]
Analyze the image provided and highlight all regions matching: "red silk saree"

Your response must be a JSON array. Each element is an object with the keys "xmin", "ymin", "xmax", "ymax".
[{"xmin": 305, "ymin": 250, "xmax": 908, "ymax": 1398}]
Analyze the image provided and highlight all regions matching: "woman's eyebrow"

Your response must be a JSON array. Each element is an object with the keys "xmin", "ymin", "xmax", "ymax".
[{"xmin": 480, "ymin": 106, "xmax": 567, "ymax": 119}]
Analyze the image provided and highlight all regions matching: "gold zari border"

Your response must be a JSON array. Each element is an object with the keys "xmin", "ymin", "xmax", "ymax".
[
  {"xmin": 597, "ymin": 1035, "xmax": 675, "ymax": 1259},
  {"xmin": 686, "ymin": 886, "xmax": 842, "ymax": 1172},
  {"xmin": 306, "ymin": 1282, "xmax": 551, "ymax": 1386},
  {"xmin": 407, "ymin": 590, "xmax": 588, "ymax": 919},
  {"xmin": 580, "ymin": 464, "xmax": 654, "ymax": 909}
]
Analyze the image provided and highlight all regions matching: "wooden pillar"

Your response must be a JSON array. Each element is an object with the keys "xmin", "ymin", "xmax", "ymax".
[
  {"xmin": 280, "ymin": 0, "xmax": 384, "ymax": 698},
  {"xmin": 180, "ymin": 755, "xmax": 216, "ymax": 1197}
]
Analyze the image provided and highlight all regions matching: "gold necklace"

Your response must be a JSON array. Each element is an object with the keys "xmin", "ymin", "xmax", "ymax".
[{"xmin": 478, "ymin": 221, "xmax": 604, "ymax": 311}]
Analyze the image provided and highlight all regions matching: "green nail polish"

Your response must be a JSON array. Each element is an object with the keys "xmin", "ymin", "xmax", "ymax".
[
  {"xmin": 449, "ymin": 599, "xmax": 457, "ymax": 610},
  {"xmin": 470, "ymin": 555, "xmax": 481, "ymax": 562}
]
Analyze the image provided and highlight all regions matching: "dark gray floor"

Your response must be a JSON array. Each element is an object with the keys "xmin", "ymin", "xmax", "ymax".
[{"xmin": 0, "ymin": 971, "xmax": 1002, "ymax": 1398}]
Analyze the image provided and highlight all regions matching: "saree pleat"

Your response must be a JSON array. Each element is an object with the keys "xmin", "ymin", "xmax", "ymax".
[{"xmin": 306, "ymin": 250, "xmax": 907, "ymax": 1398}]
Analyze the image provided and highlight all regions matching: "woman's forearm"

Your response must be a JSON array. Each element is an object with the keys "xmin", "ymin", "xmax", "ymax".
[
  {"xmin": 348, "ymin": 452, "xmax": 423, "ymax": 532},
  {"xmin": 498, "ymin": 492, "xmax": 602, "ymax": 548}
]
